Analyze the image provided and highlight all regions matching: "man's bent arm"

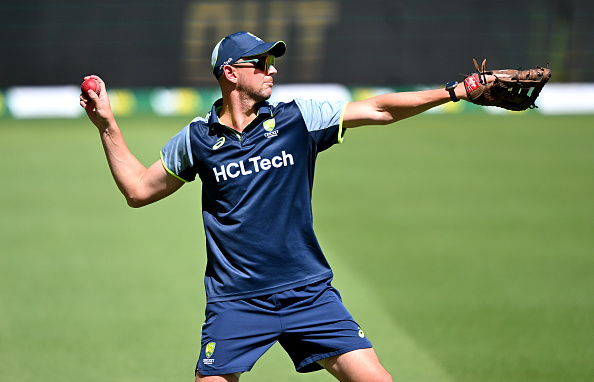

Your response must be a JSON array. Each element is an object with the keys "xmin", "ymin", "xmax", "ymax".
[
  {"xmin": 80, "ymin": 75, "xmax": 184, "ymax": 208},
  {"xmin": 100, "ymin": 126, "xmax": 183, "ymax": 207}
]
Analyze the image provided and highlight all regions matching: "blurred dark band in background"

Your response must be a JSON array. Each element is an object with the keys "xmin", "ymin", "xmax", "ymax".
[{"xmin": 1, "ymin": 0, "xmax": 590, "ymax": 87}]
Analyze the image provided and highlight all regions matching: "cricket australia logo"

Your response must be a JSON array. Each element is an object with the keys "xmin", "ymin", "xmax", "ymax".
[
  {"xmin": 263, "ymin": 119, "xmax": 278, "ymax": 138},
  {"xmin": 203, "ymin": 342, "xmax": 216, "ymax": 365}
]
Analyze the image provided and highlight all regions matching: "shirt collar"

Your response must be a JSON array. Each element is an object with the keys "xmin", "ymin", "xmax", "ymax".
[{"xmin": 207, "ymin": 99, "xmax": 273, "ymax": 130}]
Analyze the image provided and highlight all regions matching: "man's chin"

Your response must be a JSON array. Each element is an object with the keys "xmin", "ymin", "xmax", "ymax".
[{"xmin": 259, "ymin": 89, "xmax": 273, "ymax": 102}]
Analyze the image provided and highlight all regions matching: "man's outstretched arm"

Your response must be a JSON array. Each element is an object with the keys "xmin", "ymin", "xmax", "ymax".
[
  {"xmin": 342, "ymin": 82, "xmax": 469, "ymax": 129},
  {"xmin": 80, "ymin": 75, "xmax": 184, "ymax": 208}
]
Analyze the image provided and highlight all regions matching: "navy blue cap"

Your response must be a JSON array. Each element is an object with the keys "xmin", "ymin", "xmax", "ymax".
[{"xmin": 211, "ymin": 31, "xmax": 286, "ymax": 79}]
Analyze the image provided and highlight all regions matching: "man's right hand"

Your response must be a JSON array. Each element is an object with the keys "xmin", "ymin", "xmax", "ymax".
[{"xmin": 79, "ymin": 75, "xmax": 115, "ymax": 131}]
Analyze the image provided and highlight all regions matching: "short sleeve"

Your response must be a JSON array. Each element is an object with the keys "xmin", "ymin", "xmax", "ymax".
[
  {"xmin": 160, "ymin": 125, "xmax": 196, "ymax": 182},
  {"xmin": 294, "ymin": 98, "xmax": 348, "ymax": 151}
]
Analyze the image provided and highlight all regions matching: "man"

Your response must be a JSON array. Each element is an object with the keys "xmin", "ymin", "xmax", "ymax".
[{"xmin": 80, "ymin": 31, "xmax": 479, "ymax": 382}]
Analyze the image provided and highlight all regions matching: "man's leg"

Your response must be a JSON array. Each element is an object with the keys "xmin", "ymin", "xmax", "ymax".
[
  {"xmin": 321, "ymin": 348, "xmax": 392, "ymax": 382},
  {"xmin": 195, "ymin": 370, "xmax": 242, "ymax": 382}
]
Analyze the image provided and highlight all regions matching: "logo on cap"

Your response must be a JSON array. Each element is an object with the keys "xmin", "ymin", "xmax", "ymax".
[
  {"xmin": 218, "ymin": 57, "xmax": 234, "ymax": 72},
  {"xmin": 247, "ymin": 32, "xmax": 263, "ymax": 42}
]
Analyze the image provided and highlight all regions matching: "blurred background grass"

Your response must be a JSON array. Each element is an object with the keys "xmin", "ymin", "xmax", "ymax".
[{"xmin": 1, "ymin": 113, "xmax": 593, "ymax": 381}]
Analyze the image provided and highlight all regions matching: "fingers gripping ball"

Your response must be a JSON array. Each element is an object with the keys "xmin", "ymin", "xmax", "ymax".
[
  {"xmin": 81, "ymin": 78, "xmax": 100, "ymax": 97},
  {"xmin": 464, "ymin": 59, "xmax": 551, "ymax": 111}
]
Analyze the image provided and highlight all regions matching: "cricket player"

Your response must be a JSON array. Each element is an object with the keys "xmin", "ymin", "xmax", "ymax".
[{"xmin": 80, "ymin": 31, "xmax": 481, "ymax": 382}]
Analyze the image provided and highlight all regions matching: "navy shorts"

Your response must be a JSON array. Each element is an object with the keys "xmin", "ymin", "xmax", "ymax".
[{"xmin": 195, "ymin": 278, "xmax": 372, "ymax": 376}]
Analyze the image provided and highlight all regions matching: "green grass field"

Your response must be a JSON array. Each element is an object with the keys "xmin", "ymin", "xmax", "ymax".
[{"xmin": 1, "ymin": 113, "xmax": 593, "ymax": 381}]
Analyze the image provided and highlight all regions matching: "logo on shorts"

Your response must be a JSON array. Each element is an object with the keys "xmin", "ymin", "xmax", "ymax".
[
  {"xmin": 205, "ymin": 342, "xmax": 216, "ymax": 358},
  {"xmin": 358, "ymin": 327, "xmax": 365, "ymax": 338}
]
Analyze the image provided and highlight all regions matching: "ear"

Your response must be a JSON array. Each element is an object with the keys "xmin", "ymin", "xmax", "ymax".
[{"xmin": 222, "ymin": 65, "xmax": 239, "ymax": 84}]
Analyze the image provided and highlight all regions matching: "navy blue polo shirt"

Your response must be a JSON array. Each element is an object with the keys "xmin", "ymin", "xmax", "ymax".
[{"xmin": 161, "ymin": 98, "xmax": 347, "ymax": 302}]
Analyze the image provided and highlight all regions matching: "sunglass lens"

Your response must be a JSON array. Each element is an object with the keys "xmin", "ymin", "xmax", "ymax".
[
  {"xmin": 267, "ymin": 55, "xmax": 275, "ymax": 71},
  {"xmin": 261, "ymin": 55, "xmax": 275, "ymax": 71}
]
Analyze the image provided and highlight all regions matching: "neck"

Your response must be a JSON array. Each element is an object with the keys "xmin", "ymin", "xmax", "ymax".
[{"xmin": 218, "ymin": 91, "xmax": 261, "ymax": 133}]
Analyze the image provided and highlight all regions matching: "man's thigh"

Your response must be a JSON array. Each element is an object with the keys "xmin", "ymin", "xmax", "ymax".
[{"xmin": 322, "ymin": 348, "xmax": 392, "ymax": 382}]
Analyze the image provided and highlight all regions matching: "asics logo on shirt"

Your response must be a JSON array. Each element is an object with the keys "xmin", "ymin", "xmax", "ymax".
[
  {"xmin": 213, "ymin": 137, "xmax": 225, "ymax": 150},
  {"xmin": 212, "ymin": 151, "xmax": 294, "ymax": 183}
]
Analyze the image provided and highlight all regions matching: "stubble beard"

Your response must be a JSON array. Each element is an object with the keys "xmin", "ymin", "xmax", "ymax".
[{"xmin": 238, "ymin": 81, "xmax": 272, "ymax": 104}]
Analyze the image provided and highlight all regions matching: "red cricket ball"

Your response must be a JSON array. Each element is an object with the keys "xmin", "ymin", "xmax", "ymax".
[{"xmin": 81, "ymin": 78, "xmax": 100, "ymax": 96}]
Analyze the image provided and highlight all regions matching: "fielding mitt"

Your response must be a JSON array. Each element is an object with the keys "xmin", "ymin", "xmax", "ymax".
[{"xmin": 464, "ymin": 59, "xmax": 551, "ymax": 111}]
